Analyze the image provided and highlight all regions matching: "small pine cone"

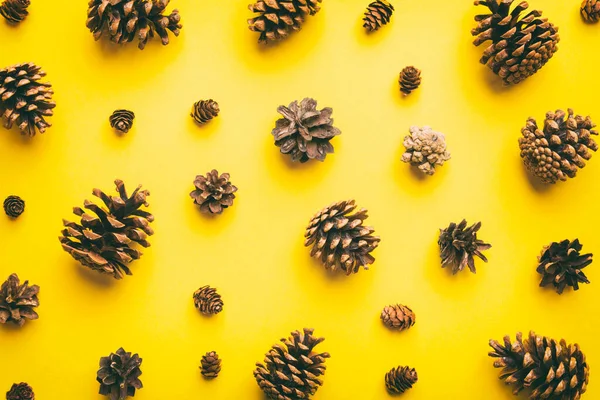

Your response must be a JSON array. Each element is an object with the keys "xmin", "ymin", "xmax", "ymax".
[
  {"xmin": 385, "ymin": 366, "xmax": 418, "ymax": 394},
  {"xmin": 381, "ymin": 304, "xmax": 415, "ymax": 331},
  {"xmin": 6, "ymin": 383, "xmax": 34, "ymax": 400},
  {"xmin": 97, "ymin": 348, "xmax": 143, "ymax": 400},
  {"xmin": 109, "ymin": 110, "xmax": 135, "ymax": 133},
  {"xmin": 439, "ymin": 220, "xmax": 491, "ymax": 274},
  {"xmin": 402, "ymin": 126, "xmax": 450, "ymax": 175},
  {"xmin": 537, "ymin": 239, "xmax": 592, "ymax": 294},
  {"xmin": 191, "ymin": 99, "xmax": 219, "ymax": 124},
  {"xmin": 193, "ymin": 286, "xmax": 223, "ymax": 315},
  {"xmin": 582, "ymin": 0, "xmax": 600, "ymax": 22},
  {"xmin": 363, "ymin": 0, "xmax": 394, "ymax": 32},
  {"xmin": 200, "ymin": 351, "xmax": 222, "ymax": 379},
  {"xmin": 399, "ymin": 66, "xmax": 421, "ymax": 95},
  {"xmin": 0, "ymin": 274, "xmax": 39, "ymax": 326},
  {"xmin": 247, "ymin": 0, "xmax": 322, "ymax": 43},
  {"xmin": 190, "ymin": 170, "xmax": 238, "ymax": 214},
  {"xmin": 0, "ymin": 0, "xmax": 30, "ymax": 23},
  {"xmin": 519, "ymin": 109, "xmax": 598, "ymax": 184},
  {"xmin": 4, "ymin": 195, "xmax": 24, "ymax": 218}
]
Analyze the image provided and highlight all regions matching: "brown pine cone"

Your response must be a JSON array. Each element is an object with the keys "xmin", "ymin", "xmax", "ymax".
[
  {"xmin": 191, "ymin": 99, "xmax": 219, "ymax": 124},
  {"xmin": 109, "ymin": 110, "xmax": 135, "ymax": 133},
  {"xmin": 439, "ymin": 220, "xmax": 491, "ymax": 274},
  {"xmin": 401, "ymin": 126, "xmax": 450, "ymax": 175},
  {"xmin": 537, "ymin": 239, "xmax": 592, "ymax": 294},
  {"xmin": 363, "ymin": 0, "xmax": 394, "ymax": 32},
  {"xmin": 582, "ymin": 0, "xmax": 600, "ymax": 22},
  {"xmin": 0, "ymin": 274, "xmax": 39, "ymax": 326},
  {"xmin": 97, "ymin": 348, "xmax": 143, "ymax": 400},
  {"xmin": 6, "ymin": 383, "xmax": 34, "ymax": 400},
  {"xmin": 4, "ymin": 195, "xmax": 24, "ymax": 218},
  {"xmin": 0, "ymin": 0, "xmax": 29, "ymax": 23},
  {"xmin": 200, "ymin": 351, "xmax": 221, "ymax": 379},
  {"xmin": 193, "ymin": 286, "xmax": 223, "ymax": 315},
  {"xmin": 381, "ymin": 304, "xmax": 415, "ymax": 331},
  {"xmin": 247, "ymin": 0, "xmax": 322, "ymax": 43},
  {"xmin": 399, "ymin": 66, "xmax": 421, "ymax": 95},
  {"xmin": 385, "ymin": 366, "xmax": 418, "ymax": 394},
  {"xmin": 190, "ymin": 170, "xmax": 237, "ymax": 214}
]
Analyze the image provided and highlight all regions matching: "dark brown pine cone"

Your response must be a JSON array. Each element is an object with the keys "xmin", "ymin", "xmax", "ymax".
[
  {"xmin": 4, "ymin": 195, "xmax": 24, "ymax": 218},
  {"xmin": 97, "ymin": 348, "xmax": 143, "ymax": 400},
  {"xmin": 247, "ymin": 0, "xmax": 322, "ymax": 43},
  {"xmin": 6, "ymin": 383, "xmax": 34, "ymax": 400},
  {"xmin": 537, "ymin": 239, "xmax": 592, "ymax": 294},
  {"xmin": 381, "ymin": 304, "xmax": 415, "ymax": 331},
  {"xmin": 399, "ymin": 66, "xmax": 421, "ymax": 95},
  {"xmin": 193, "ymin": 286, "xmax": 223, "ymax": 315},
  {"xmin": 0, "ymin": 274, "xmax": 39, "ymax": 326},
  {"xmin": 109, "ymin": 110, "xmax": 135, "ymax": 133},
  {"xmin": 581, "ymin": 0, "xmax": 600, "ymax": 22},
  {"xmin": 385, "ymin": 366, "xmax": 418, "ymax": 394},
  {"xmin": 86, "ymin": 0, "xmax": 182, "ymax": 50},
  {"xmin": 190, "ymin": 170, "xmax": 237, "ymax": 214},
  {"xmin": 200, "ymin": 351, "xmax": 222, "ymax": 379},
  {"xmin": 0, "ymin": 0, "xmax": 30, "ymax": 23},
  {"xmin": 191, "ymin": 99, "xmax": 219, "ymax": 124},
  {"xmin": 438, "ymin": 219, "xmax": 491, "ymax": 274},
  {"xmin": 363, "ymin": 0, "xmax": 394, "ymax": 32}
]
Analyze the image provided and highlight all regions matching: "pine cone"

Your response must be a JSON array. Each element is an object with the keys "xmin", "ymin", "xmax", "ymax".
[
  {"xmin": 0, "ymin": 0, "xmax": 29, "ymax": 23},
  {"xmin": 0, "ymin": 273, "xmax": 39, "ymax": 326},
  {"xmin": 6, "ymin": 383, "xmax": 34, "ymax": 400},
  {"xmin": 581, "ymin": 0, "xmax": 600, "ymax": 22},
  {"xmin": 191, "ymin": 99, "xmax": 219, "ymax": 124},
  {"xmin": 190, "ymin": 170, "xmax": 238, "ymax": 214},
  {"xmin": 0, "ymin": 62, "xmax": 55, "ymax": 136},
  {"xmin": 471, "ymin": 0, "xmax": 559, "ymax": 85},
  {"xmin": 86, "ymin": 0, "xmax": 182, "ymax": 50},
  {"xmin": 59, "ymin": 179, "xmax": 154, "ymax": 279},
  {"xmin": 362, "ymin": 0, "xmax": 394, "ymax": 32},
  {"xmin": 519, "ymin": 109, "xmax": 598, "ymax": 184},
  {"xmin": 381, "ymin": 304, "xmax": 415, "ymax": 331},
  {"xmin": 305, "ymin": 200, "xmax": 380, "ymax": 275},
  {"xmin": 247, "ymin": 0, "xmax": 322, "ymax": 43},
  {"xmin": 254, "ymin": 328, "xmax": 330, "ymax": 400},
  {"xmin": 439, "ymin": 220, "xmax": 491, "ymax": 274},
  {"xmin": 537, "ymin": 239, "xmax": 592, "ymax": 294},
  {"xmin": 401, "ymin": 126, "xmax": 450, "ymax": 175},
  {"xmin": 193, "ymin": 285, "xmax": 223, "ymax": 315},
  {"xmin": 97, "ymin": 348, "xmax": 143, "ymax": 400},
  {"xmin": 109, "ymin": 110, "xmax": 135, "ymax": 133},
  {"xmin": 399, "ymin": 66, "xmax": 421, "ymax": 95},
  {"xmin": 385, "ymin": 366, "xmax": 418, "ymax": 394},
  {"xmin": 272, "ymin": 98, "xmax": 341, "ymax": 163},
  {"xmin": 4, "ymin": 195, "xmax": 24, "ymax": 218},
  {"xmin": 489, "ymin": 331, "xmax": 589, "ymax": 399},
  {"xmin": 200, "ymin": 351, "xmax": 222, "ymax": 379}
]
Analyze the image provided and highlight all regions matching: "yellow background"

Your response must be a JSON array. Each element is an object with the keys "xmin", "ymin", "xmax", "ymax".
[{"xmin": 1, "ymin": 1, "xmax": 599, "ymax": 399}]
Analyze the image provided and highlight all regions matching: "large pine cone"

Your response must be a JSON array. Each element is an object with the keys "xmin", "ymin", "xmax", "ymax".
[
  {"xmin": 519, "ymin": 109, "xmax": 598, "ymax": 184},
  {"xmin": 381, "ymin": 304, "xmax": 415, "ymax": 331},
  {"xmin": 0, "ymin": 63, "xmax": 55, "ymax": 136},
  {"xmin": 191, "ymin": 99, "xmax": 219, "ymax": 124},
  {"xmin": 200, "ymin": 351, "xmax": 222, "ymax": 378},
  {"xmin": 471, "ymin": 0, "xmax": 559, "ymax": 85},
  {"xmin": 385, "ymin": 366, "xmax": 418, "ymax": 394},
  {"xmin": 248, "ymin": 0, "xmax": 321, "ymax": 43},
  {"xmin": 363, "ymin": 0, "xmax": 394, "ymax": 32},
  {"xmin": 439, "ymin": 220, "xmax": 491, "ymax": 274},
  {"xmin": 97, "ymin": 348, "xmax": 143, "ymax": 400},
  {"xmin": 86, "ymin": 0, "xmax": 182, "ymax": 50},
  {"xmin": 193, "ymin": 285, "xmax": 223, "ymax": 315},
  {"xmin": 59, "ymin": 179, "xmax": 154, "ymax": 279},
  {"xmin": 0, "ymin": 274, "xmax": 39, "ymax": 326},
  {"xmin": 399, "ymin": 66, "xmax": 421, "ymax": 95},
  {"xmin": 190, "ymin": 170, "xmax": 238, "ymax": 214},
  {"xmin": 537, "ymin": 239, "xmax": 592, "ymax": 294},
  {"xmin": 401, "ymin": 126, "xmax": 450, "ymax": 175},
  {"xmin": 305, "ymin": 200, "xmax": 380, "ymax": 275},
  {"xmin": 0, "ymin": 0, "xmax": 30, "ymax": 23},
  {"xmin": 489, "ymin": 331, "xmax": 589, "ymax": 399},
  {"xmin": 6, "ymin": 383, "xmax": 34, "ymax": 400},
  {"xmin": 581, "ymin": 0, "xmax": 600, "ymax": 22},
  {"xmin": 254, "ymin": 328, "xmax": 330, "ymax": 400}
]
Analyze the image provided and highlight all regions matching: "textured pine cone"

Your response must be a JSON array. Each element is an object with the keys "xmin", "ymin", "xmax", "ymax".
[
  {"xmin": 402, "ymin": 126, "xmax": 450, "ymax": 175},
  {"xmin": 200, "ymin": 351, "xmax": 222, "ymax": 379},
  {"xmin": 191, "ymin": 99, "xmax": 219, "ymax": 124},
  {"xmin": 0, "ymin": 0, "xmax": 30, "ymax": 23},
  {"xmin": 489, "ymin": 331, "xmax": 589, "ymax": 399},
  {"xmin": 399, "ymin": 66, "xmax": 421, "ymax": 95},
  {"xmin": 381, "ymin": 304, "xmax": 415, "ymax": 331},
  {"xmin": 305, "ymin": 200, "xmax": 380, "ymax": 275},
  {"xmin": 190, "ymin": 170, "xmax": 237, "ymax": 214},
  {"xmin": 439, "ymin": 220, "xmax": 491, "ymax": 274},
  {"xmin": 193, "ymin": 285, "xmax": 223, "ymax": 315},
  {"xmin": 385, "ymin": 366, "xmax": 418, "ymax": 395},
  {"xmin": 4, "ymin": 195, "xmax": 24, "ymax": 218},
  {"xmin": 97, "ymin": 348, "xmax": 142, "ymax": 400},
  {"xmin": 0, "ymin": 273, "xmax": 39, "ymax": 326},
  {"xmin": 109, "ymin": 110, "xmax": 135, "ymax": 133},
  {"xmin": 254, "ymin": 328, "xmax": 330, "ymax": 400},
  {"xmin": 86, "ymin": 0, "xmax": 182, "ymax": 50},
  {"xmin": 59, "ymin": 179, "xmax": 154, "ymax": 279},
  {"xmin": 537, "ymin": 239, "xmax": 592, "ymax": 294},
  {"xmin": 272, "ymin": 98, "xmax": 341, "ymax": 163},
  {"xmin": 471, "ymin": 0, "xmax": 559, "ymax": 85},
  {"xmin": 519, "ymin": 109, "xmax": 598, "ymax": 184},
  {"xmin": 6, "ymin": 383, "xmax": 34, "ymax": 400},
  {"xmin": 248, "ymin": 0, "xmax": 322, "ymax": 43},
  {"xmin": 0, "ymin": 62, "xmax": 55, "ymax": 136},
  {"xmin": 581, "ymin": 0, "xmax": 600, "ymax": 22},
  {"xmin": 363, "ymin": 0, "xmax": 394, "ymax": 32}
]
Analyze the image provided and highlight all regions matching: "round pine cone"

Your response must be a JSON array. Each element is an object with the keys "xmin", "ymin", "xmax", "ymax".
[
  {"xmin": 109, "ymin": 109, "xmax": 135, "ymax": 133},
  {"xmin": 381, "ymin": 304, "xmax": 415, "ymax": 331},
  {"xmin": 191, "ymin": 99, "xmax": 219, "ymax": 124},
  {"xmin": 193, "ymin": 286, "xmax": 223, "ymax": 315},
  {"xmin": 0, "ymin": 273, "xmax": 39, "ymax": 326},
  {"xmin": 363, "ymin": 0, "xmax": 394, "ymax": 32},
  {"xmin": 385, "ymin": 366, "xmax": 418, "ymax": 394},
  {"xmin": 190, "ymin": 170, "xmax": 238, "ymax": 214},
  {"xmin": 200, "ymin": 351, "xmax": 221, "ymax": 379},
  {"xmin": 0, "ymin": 0, "xmax": 30, "ymax": 23},
  {"xmin": 438, "ymin": 220, "xmax": 491, "ymax": 274},
  {"xmin": 97, "ymin": 348, "xmax": 143, "ymax": 400},
  {"xmin": 401, "ymin": 126, "xmax": 450, "ymax": 175},
  {"xmin": 399, "ymin": 66, "xmax": 421, "ymax": 95},
  {"xmin": 247, "ymin": 0, "xmax": 321, "ymax": 43},
  {"xmin": 582, "ymin": 0, "xmax": 600, "ymax": 22},
  {"xmin": 6, "ymin": 383, "xmax": 34, "ymax": 400},
  {"xmin": 519, "ymin": 109, "xmax": 598, "ymax": 184},
  {"xmin": 537, "ymin": 239, "xmax": 592, "ymax": 294},
  {"xmin": 4, "ymin": 195, "xmax": 24, "ymax": 218}
]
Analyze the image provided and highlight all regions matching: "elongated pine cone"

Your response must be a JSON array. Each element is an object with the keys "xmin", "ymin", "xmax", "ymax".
[
  {"xmin": 0, "ymin": 274, "xmax": 39, "ymax": 326},
  {"xmin": 489, "ymin": 331, "xmax": 589, "ymax": 399},
  {"xmin": 519, "ymin": 109, "xmax": 598, "ymax": 184},
  {"xmin": 97, "ymin": 348, "xmax": 142, "ymax": 400},
  {"xmin": 537, "ymin": 239, "xmax": 592, "ymax": 294},
  {"xmin": 86, "ymin": 0, "xmax": 182, "ymax": 50},
  {"xmin": 191, "ymin": 99, "xmax": 219, "ymax": 124},
  {"xmin": 385, "ymin": 366, "xmax": 418, "ymax": 394},
  {"xmin": 363, "ymin": 0, "xmax": 394, "ymax": 32},
  {"xmin": 6, "ymin": 383, "xmax": 34, "ymax": 400},
  {"xmin": 581, "ymin": 0, "xmax": 600, "ymax": 22},
  {"xmin": 193, "ymin": 285, "xmax": 223, "ymax": 315},
  {"xmin": 399, "ymin": 66, "xmax": 421, "ymax": 95},
  {"xmin": 402, "ymin": 126, "xmax": 450, "ymax": 175},
  {"xmin": 110, "ymin": 110, "xmax": 135, "ymax": 133},
  {"xmin": 0, "ymin": 0, "xmax": 29, "ymax": 23},
  {"xmin": 471, "ymin": 0, "xmax": 559, "ymax": 85},
  {"xmin": 190, "ymin": 170, "xmax": 237, "ymax": 214},
  {"xmin": 248, "ymin": 0, "xmax": 322, "ymax": 43},
  {"xmin": 439, "ymin": 220, "xmax": 491, "ymax": 274},
  {"xmin": 4, "ymin": 195, "xmax": 24, "ymax": 218},
  {"xmin": 0, "ymin": 63, "xmax": 55, "ymax": 136},
  {"xmin": 59, "ymin": 179, "xmax": 154, "ymax": 279},
  {"xmin": 381, "ymin": 304, "xmax": 415, "ymax": 331},
  {"xmin": 200, "ymin": 351, "xmax": 221, "ymax": 378},
  {"xmin": 305, "ymin": 200, "xmax": 380, "ymax": 275},
  {"xmin": 254, "ymin": 328, "xmax": 330, "ymax": 400}
]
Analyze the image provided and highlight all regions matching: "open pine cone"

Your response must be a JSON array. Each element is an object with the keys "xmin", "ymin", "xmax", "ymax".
[
  {"xmin": 401, "ymin": 126, "xmax": 450, "ymax": 175},
  {"xmin": 190, "ymin": 170, "xmax": 238, "ymax": 214},
  {"xmin": 0, "ymin": 0, "xmax": 30, "ymax": 23},
  {"xmin": 537, "ymin": 239, "xmax": 592, "ymax": 294},
  {"xmin": 6, "ymin": 383, "xmax": 34, "ymax": 400},
  {"xmin": 385, "ymin": 366, "xmax": 418, "ymax": 394},
  {"xmin": 0, "ymin": 273, "xmax": 39, "ymax": 326},
  {"xmin": 247, "ymin": 0, "xmax": 322, "ymax": 43},
  {"xmin": 439, "ymin": 219, "xmax": 491, "ymax": 274},
  {"xmin": 363, "ymin": 0, "xmax": 394, "ymax": 32},
  {"xmin": 200, "ymin": 351, "xmax": 221, "ymax": 379},
  {"xmin": 193, "ymin": 285, "xmax": 223, "ymax": 315},
  {"xmin": 581, "ymin": 0, "xmax": 600, "ymax": 23},
  {"xmin": 97, "ymin": 348, "xmax": 143, "ymax": 400},
  {"xmin": 381, "ymin": 304, "xmax": 415, "ymax": 331}
]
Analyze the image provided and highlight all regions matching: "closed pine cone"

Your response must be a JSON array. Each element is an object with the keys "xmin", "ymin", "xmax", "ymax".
[
  {"xmin": 489, "ymin": 332, "xmax": 589, "ymax": 399},
  {"xmin": 385, "ymin": 366, "xmax": 418, "ymax": 394},
  {"xmin": 399, "ymin": 66, "xmax": 421, "ymax": 95},
  {"xmin": 438, "ymin": 220, "xmax": 491, "ymax": 274},
  {"xmin": 191, "ymin": 99, "xmax": 219, "ymax": 124},
  {"xmin": 581, "ymin": 0, "xmax": 600, "ymax": 22},
  {"xmin": 0, "ymin": 274, "xmax": 39, "ymax": 326},
  {"xmin": 363, "ymin": 0, "xmax": 394, "ymax": 32},
  {"xmin": 4, "ymin": 195, "xmax": 25, "ymax": 218},
  {"xmin": 109, "ymin": 110, "xmax": 135, "ymax": 133},
  {"xmin": 6, "ymin": 383, "xmax": 34, "ymax": 400},
  {"xmin": 247, "ymin": 0, "xmax": 322, "ymax": 43},
  {"xmin": 402, "ymin": 126, "xmax": 450, "ymax": 175},
  {"xmin": 381, "ymin": 304, "xmax": 415, "ymax": 331},
  {"xmin": 97, "ymin": 348, "xmax": 143, "ymax": 400},
  {"xmin": 193, "ymin": 286, "xmax": 223, "ymax": 315},
  {"xmin": 0, "ymin": 0, "xmax": 30, "ymax": 23},
  {"xmin": 190, "ymin": 170, "xmax": 238, "ymax": 214},
  {"xmin": 519, "ymin": 109, "xmax": 598, "ymax": 184},
  {"xmin": 537, "ymin": 239, "xmax": 592, "ymax": 294},
  {"xmin": 200, "ymin": 351, "xmax": 222, "ymax": 378}
]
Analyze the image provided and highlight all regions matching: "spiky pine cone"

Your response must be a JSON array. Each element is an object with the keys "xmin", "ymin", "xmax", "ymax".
[
  {"xmin": 86, "ymin": 0, "xmax": 182, "ymax": 50},
  {"xmin": 305, "ymin": 200, "xmax": 380, "ymax": 275},
  {"xmin": 247, "ymin": 0, "xmax": 322, "ymax": 43},
  {"xmin": 4, "ymin": 195, "xmax": 24, "ymax": 218},
  {"xmin": 581, "ymin": 0, "xmax": 600, "ymax": 22},
  {"xmin": 471, "ymin": 0, "xmax": 559, "ymax": 85},
  {"xmin": 363, "ymin": 0, "xmax": 394, "ymax": 32},
  {"xmin": 0, "ymin": 274, "xmax": 39, "ymax": 326},
  {"xmin": 402, "ymin": 126, "xmax": 450, "ymax": 175},
  {"xmin": 537, "ymin": 239, "xmax": 592, "ymax": 294},
  {"xmin": 489, "ymin": 331, "xmax": 589, "ymax": 399},
  {"xmin": 399, "ymin": 66, "xmax": 421, "ymax": 95},
  {"xmin": 200, "ymin": 351, "xmax": 222, "ymax": 379},
  {"xmin": 97, "ymin": 348, "xmax": 142, "ymax": 400},
  {"xmin": 190, "ymin": 170, "xmax": 237, "ymax": 214},
  {"xmin": 519, "ymin": 109, "xmax": 598, "ymax": 184},
  {"xmin": 193, "ymin": 285, "xmax": 223, "ymax": 315},
  {"xmin": 0, "ymin": 62, "xmax": 55, "ymax": 136},
  {"xmin": 439, "ymin": 220, "xmax": 491, "ymax": 274},
  {"xmin": 254, "ymin": 328, "xmax": 330, "ymax": 400},
  {"xmin": 0, "ymin": 0, "xmax": 30, "ymax": 23},
  {"xmin": 59, "ymin": 179, "xmax": 154, "ymax": 279},
  {"xmin": 385, "ymin": 366, "xmax": 418, "ymax": 394},
  {"xmin": 109, "ymin": 110, "xmax": 135, "ymax": 133},
  {"xmin": 191, "ymin": 99, "xmax": 219, "ymax": 124},
  {"xmin": 381, "ymin": 304, "xmax": 415, "ymax": 331},
  {"xmin": 6, "ymin": 383, "xmax": 34, "ymax": 400}
]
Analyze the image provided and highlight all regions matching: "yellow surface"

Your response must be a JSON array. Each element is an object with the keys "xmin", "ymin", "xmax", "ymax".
[{"xmin": 1, "ymin": 1, "xmax": 599, "ymax": 399}]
